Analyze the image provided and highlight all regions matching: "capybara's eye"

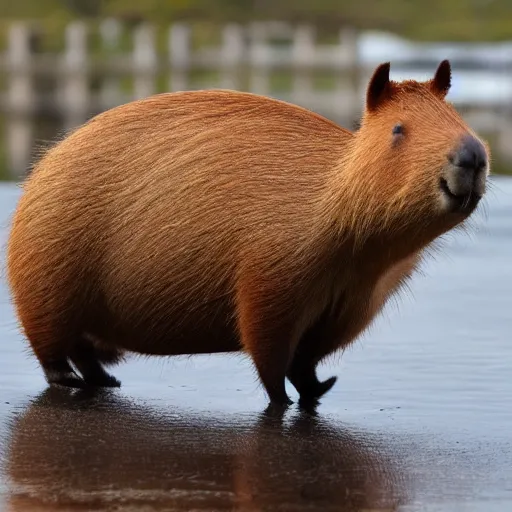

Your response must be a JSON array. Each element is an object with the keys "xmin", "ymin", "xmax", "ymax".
[{"xmin": 392, "ymin": 123, "xmax": 404, "ymax": 135}]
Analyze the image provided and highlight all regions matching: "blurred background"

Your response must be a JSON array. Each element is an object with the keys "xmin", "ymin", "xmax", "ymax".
[{"xmin": 1, "ymin": 0, "xmax": 512, "ymax": 180}]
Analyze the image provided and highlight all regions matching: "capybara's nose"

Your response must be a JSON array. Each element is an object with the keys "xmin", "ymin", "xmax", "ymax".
[
  {"xmin": 442, "ymin": 133, "xmax": 488, "ymax": 209},
  {"xmin": 450, "ymin": 134, "xmax": 488, "ymax": 175}
]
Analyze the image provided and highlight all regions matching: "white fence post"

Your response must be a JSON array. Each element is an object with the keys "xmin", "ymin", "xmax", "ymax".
[
  {"xmin": 291, "ymin": 24, "xmax": 315, "ymax": 105},
  {"xmin": 99, "ymin": 17, "xmax": 122, "ymax": 110},
  {"xmin": 168, "ymin": 24, "xmax": 190, "ymax": 92},
  {"xmin": 133, "ymin": 23, "xmax": 157, "ymax": 99},
  {"xmin": 338, "ymin": 26, "xmax": 361, "ymax": 124},
  {"xmin": 220, "ymin": 24, "xmax": 244, "ymax": 90},
  {"xmin": 6, "ymin": 23, "xmax": 35, "ymax": 179},
  {"xmin": 61, "ymin": 21, "xmax": 89, "ymax": 132},
  {"xmin": 249, "ymin": 23, "xmax": 270, "ymax": 96}
]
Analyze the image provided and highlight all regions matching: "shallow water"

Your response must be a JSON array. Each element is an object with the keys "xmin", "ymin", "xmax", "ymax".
[{"xmin": 0, "ymin": 178, "xmax": 511, "ymax": 511}]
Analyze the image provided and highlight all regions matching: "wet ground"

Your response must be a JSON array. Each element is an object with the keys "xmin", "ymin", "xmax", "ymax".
[{"xmin": 0, "ymin": 178, "xmax": 511, "ymax": 511}]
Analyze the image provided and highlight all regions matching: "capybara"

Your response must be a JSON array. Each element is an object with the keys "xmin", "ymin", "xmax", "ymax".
[{"xmin": 6, "ymin": 60, "xmax": 490, "ymax": 407}]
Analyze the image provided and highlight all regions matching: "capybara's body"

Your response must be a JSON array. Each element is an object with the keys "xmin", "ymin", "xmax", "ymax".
[{"xmin": 6, "ymin": 60, "xmax": 490, "ymax": 406}]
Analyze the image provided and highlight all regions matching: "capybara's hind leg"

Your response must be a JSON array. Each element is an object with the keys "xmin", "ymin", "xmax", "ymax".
[
  {"xmin": 17, "ymin": 313, "xmax": 86, "ymax": 388},
  {"xmin": 43, "ymin": 359, "xmax": 86, "ymax": 389},
  {"xmin": 69, "ymin": 339, "xmax": 121, "ymax": 388},
  {"xmin": 38, "ymin": 351, "xmax": 85, "ymax": 389}
]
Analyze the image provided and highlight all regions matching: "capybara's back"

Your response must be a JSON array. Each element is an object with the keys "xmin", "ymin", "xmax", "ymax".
[{"xmin": 7, "ymin": 60, "xmax": 490, "ymax": 408}]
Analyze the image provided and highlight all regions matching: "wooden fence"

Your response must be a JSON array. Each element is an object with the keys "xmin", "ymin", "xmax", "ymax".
[{"xmin": 1, "ymin": 19, "xmax": 512, "ymax": 179}]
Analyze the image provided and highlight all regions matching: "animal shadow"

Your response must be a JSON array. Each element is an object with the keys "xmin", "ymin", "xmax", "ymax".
[{"xmin": 3, "ymin": 387, "xmax": 411, "ymax": 511}]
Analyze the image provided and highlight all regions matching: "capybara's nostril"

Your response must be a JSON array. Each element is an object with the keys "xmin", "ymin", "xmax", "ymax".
[{"xmin": 451, "ymin": 134, "xmax": 487, "ymax": 173}]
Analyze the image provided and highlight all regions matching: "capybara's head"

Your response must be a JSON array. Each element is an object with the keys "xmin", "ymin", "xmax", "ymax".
[{"xmin": 345, "ymin": 60, "xmax": 490, "ymax": 243}]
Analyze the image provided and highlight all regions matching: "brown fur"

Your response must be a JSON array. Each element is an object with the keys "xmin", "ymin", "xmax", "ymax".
[{"xmin": 6, "ymin": 60, "xmax": 490, "ymax": 406}]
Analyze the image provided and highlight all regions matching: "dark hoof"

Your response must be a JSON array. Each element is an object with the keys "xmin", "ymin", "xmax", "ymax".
[
  {"xmin": 316, "ymin": 375, "xmax": 337, "ymax": 397},
  {"xmin": 263, "ymin": 397, "xmax": 293, "ymax": 419},
  {"xmin": 85, "ymin": 373, "xmax": 121, "ymax": 388},
  {"xmin": 269, "ymin": 396, "xmax": 293, "ymax": 408},
  {"xmin": 300, "ymin": 376, "xmax": 337, "ymax": 402},
  {"xmin": 48, "ymin": 374, "xmax": 86, "ymax": 389},
  {"xmin": 267, "ymin": 395, "xmax": 293, "ymax": 409},
  {"xmin": 101, "ymin": 374, "xmax": 121, "ymax": 388},
  {"xmin": 298, "ymin": 397, "xmax": 320, "ymax": 416}
]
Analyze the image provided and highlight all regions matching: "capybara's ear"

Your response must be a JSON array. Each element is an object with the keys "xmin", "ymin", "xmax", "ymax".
[
  {"xmin": 430, "ymin": 59, "xmax": 451, "ymax": 98},
  {"xmin": 366, "ymin": 62, "xmax": 392, "ymax": 112}
]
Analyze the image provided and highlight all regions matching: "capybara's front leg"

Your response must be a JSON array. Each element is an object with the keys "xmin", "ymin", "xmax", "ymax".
[
  {"xmin": 240, "ymin": 322, "xmax": 294, "ymax": 407},
  {"xmin": 287, "ymin": 355, "xmax": 338, "ymax": 404},
  {"xmin": 287, "ymin": 311, "xmax": 340, "ymax": 403},
  {"xmin": 252, "ymin": 347, "xmax": 293, "ymax": 407},
  {"xmin": 236, "ymin": 278, "xmax": 296, "ymax": 408},
  {"xmin": 288, "ymin": 359, "xmax": 337, "ymax": 403}
]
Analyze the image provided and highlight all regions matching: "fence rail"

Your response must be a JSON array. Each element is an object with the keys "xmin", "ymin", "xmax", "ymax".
[{"xmin": 2, "ymin": 20, "xmax": 512, "ymax": 179}]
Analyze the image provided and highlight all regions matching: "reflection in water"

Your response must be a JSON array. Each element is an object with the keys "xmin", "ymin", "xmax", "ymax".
[{"xmin": 3, "ymin": 388, "xmax": 410, "ymax": 511}]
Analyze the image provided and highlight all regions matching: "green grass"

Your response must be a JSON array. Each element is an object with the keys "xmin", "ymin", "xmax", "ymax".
[
  {"xmin": 490, "ymin": 160, "xmax": 512, "ymax": 176},
  {"xmin": 0, "ymin": 165, "xmax": 10, "ymax": 181},
  {"xmin": 0, "ymin": 139, "xmax": 12, "ymax": 181},
  {"xmin": 2, "ymin": 1, "xmax": 512, "ymax": 44}
]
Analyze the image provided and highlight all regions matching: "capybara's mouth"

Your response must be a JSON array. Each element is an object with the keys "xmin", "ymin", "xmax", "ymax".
[{"xmin": 439, "ymin": 178, "xmax": 481, "ymax": 213}]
